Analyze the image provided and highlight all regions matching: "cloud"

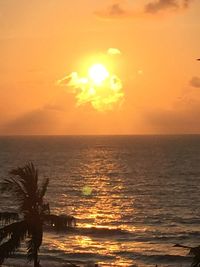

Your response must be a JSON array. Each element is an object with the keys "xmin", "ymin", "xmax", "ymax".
[
  {"xmin": 95, "ymin": 0, "xmax": 194, "ymax": 18},
  {"xmin": 145, "ymin": 0, "xmax": 193, "ymax": 13},
  {"xmin": 183, "ymin": 0, "xmax": 193, "ymax": 8},
  {"xmin": 2, "ymin": 108, "xmax": 62, "ymax": 135},
  {"xmin": 145, "ymin": 77, "xmax": 200, "ymax": 133},
  {"xmin": 108, "ymin": 3, "xmax": 125, "ymax": 16},
  {"xmin": 145, "ymin": 0, "xmax": 178, "ymax": 13},
  {"xmin": 57, "ymin": 49, "xmax": 124, "ymax": 112},
  {"xmin": 57, "ymin": 71, "xmax": 124, "ymax": 112},
  {"xmin": 95, "ymin": 2, "xmax": 128, "ymax": 18},
  {"xmin": 107, "ymin": 48, "xmax": 121, "ymax": 55},
  {"xmin": 43, "ymin": 103, "xmax": 65, "ymax": 111},
  {"xmin": 144, "ymin": 98, "xmax": 200, "ymax": 134},
  {"xmin": 190, "ymin": 76, "xmax": 200, "ymax": 88}
]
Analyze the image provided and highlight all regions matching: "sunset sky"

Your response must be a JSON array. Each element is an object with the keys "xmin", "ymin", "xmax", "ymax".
[{"xmin": 0, "ymin": 0, "xmax": 200, "ymax": 135}]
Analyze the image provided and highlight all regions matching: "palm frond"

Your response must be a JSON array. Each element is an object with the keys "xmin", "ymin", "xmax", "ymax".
[
  {"xmin": 38, "ymin": 178, "xmax": 49, "ymax": 201},
  {"xmin": 0, "ymin": 220, "xmax": 28, "ymax": 243},
  {"xmin": 1, "ymin": 177, "xmax": 27, "ymax": 198},
  {"xmin": 189, "ymin": 246, "xmax": 200, "ymax": 267},
  {"xmin": 174, "ymin": 244, "xmax": 200, "ymax": 267},
  {"xmin": 0, "ymin": 238, "xmax": 20, "ymax": 265},
  {"xmin": 2, "ymin": 163, "xmax": 42, "ymax": 214},
  {"xmin": 1, "ymin": 177, "xmax": 29, "ymax": 214},
  {"xmin": 27, "ymin": 222, "xmax": 43, "ymax": 262},
  {"xmin": 0, "ymin": 220, "xmax": 28, "ymax": 264},
  {"xmin": 0, "ymin": 212, "xmax": 19, "ymax": 225},
  {"xmin": 9, "ymin": 162, "xmax": 38, "ymax": 196},
  {"xmin": 27, "ymin": 238, "xmax": 36, "ymax": 262},
  {"xmin": 0, "ymin": 162, "xmax": 50, "ymax": 265}
]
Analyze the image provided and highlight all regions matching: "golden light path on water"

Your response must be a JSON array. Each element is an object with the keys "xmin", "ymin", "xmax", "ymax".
[
  {"xmin": 41, "ymin": 139, "xmax": 192, "ymax": 266},
  {"xmin": 43, "ymin": 146, "xmax": 151, "ymax": 266},
  {"xmin": 57, "ymin": 48, "xmax": 124, "ymax": 111},
  {"xmin": 44, "ymin": 146, "xmax": 137, "ymax": 266}
]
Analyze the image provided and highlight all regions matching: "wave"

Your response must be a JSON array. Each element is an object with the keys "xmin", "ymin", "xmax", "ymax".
[
  {"xmin": 74, "ymin": 226, "xmax": 129, "ymax": 236},
  {"xmin": 3, "ymin": 251, "xmax": 114, "ymax": 267},
  {"xmin": 3, "ymin": 250, "xmax": 191, "ymax": 267},
  {"xmin": 44, "ymin": 225, "xmax": 200, "ymax": 245},
  {"xmin": 115, "ymin": 251, "xmax": 192, "ymax": 265},
  {"xmin": 45, "ymin": 225, "xmax": 130, "ymax": 238}
]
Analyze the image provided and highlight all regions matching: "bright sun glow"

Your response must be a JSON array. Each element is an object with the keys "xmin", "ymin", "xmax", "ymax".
[
  {"xmin": 57, "ymin": 48, "xmax": 124, "ymax": 111},
  {"xmin": 88, "ymin": 64, "xmax": 109, "ymax": 85}
]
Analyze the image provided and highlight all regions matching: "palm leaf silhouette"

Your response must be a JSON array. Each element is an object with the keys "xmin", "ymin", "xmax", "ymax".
[
  {"xmin": 0, "ymin": 162, "xmax": 49, "ymax": 267},
  {"xmin": 0, "ymin": 220, "xmax": 28, "ymax": 264},
  {"xmin": 174, "ymin": 244, "xmax": 200, "ymax": 267}
]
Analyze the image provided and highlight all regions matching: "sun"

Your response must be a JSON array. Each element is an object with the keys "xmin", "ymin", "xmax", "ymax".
[
  {"xmin": 88, "ymin": 64, "xmax": 109, "ymax": 85},
  {"xmin": 57, "ymin": 49, "xmax": 124, "ymax": 111}
]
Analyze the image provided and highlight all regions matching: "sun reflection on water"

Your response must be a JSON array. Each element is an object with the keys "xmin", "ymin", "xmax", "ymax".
[
  {"xmin": 48, "ymin": 145, "xmax": 139, "ymax": 265},
  {"xmin": 73, "ymin": 148, "xmax": 134, "ymax": 229}
]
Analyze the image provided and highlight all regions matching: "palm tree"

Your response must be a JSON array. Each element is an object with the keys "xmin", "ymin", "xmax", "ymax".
[
  {"xmin": 174, "ymin": 244, "xmax": 200, "ymax": 267},
  {"xmin": 0, "ymin": 162, "xmax": 50, "ymax": 267}
]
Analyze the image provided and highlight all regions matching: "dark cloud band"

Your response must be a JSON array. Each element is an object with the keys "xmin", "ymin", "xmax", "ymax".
[{"xmin": 95, "ymin": 0, "xmax": 194, "ymax": 18}]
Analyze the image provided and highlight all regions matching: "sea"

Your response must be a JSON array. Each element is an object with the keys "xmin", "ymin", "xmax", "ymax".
[{"xmin": 0, "ymin": 135, "xmax": 200, "ymax": 267}]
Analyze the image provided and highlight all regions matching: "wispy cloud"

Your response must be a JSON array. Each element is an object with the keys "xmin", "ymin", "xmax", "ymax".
[
  {"xmin": 107, "ymin": 48, "xmax": 121, "ymax": 55},
  {"xmin": 95, "ymin": 1, "xmax": 129, "ymax": 18},
  {"xmin": 145, "ymin": 0, "xmax": 193, "ymax": 13},
  {"xmin": 183, "ymin": 0, "xmax": 193, "ymax": 8},
  {"xmin": 190, "ymin": 76, "xmax": 200, "ymax": 88},
  {"xmin": 145, "ymin": 100, "xmax": 200, "ymax": 134},
  {"xmin": 145, "ymin": 0, "xmax": 178, "ymax": 14},
  {"xmin": 107, "ymin": 3, "xmax": 126, "ymax": 16},
  {"xmin": 95, "ymin": 0, "xmax": 194, "ymax": 18},
  {"xmin": 1, "ymin": 107, "xmax": 63, "ymax": 135}
]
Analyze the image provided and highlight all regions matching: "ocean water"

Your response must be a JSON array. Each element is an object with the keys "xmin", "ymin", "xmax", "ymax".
[{"xmin": 0, "ymin": 135, "xmax": 200, "ymax": 267}]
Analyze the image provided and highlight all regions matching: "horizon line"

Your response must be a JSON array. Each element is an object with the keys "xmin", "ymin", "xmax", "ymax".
[{"xmin": 1, "ymin": 133, "xmax": 200, "ymax": 137}]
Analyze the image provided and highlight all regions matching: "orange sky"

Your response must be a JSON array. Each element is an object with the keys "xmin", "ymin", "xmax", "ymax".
[{"xmin": 0, "ymin": 0, "xmax": 200, "ymax": 135}]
